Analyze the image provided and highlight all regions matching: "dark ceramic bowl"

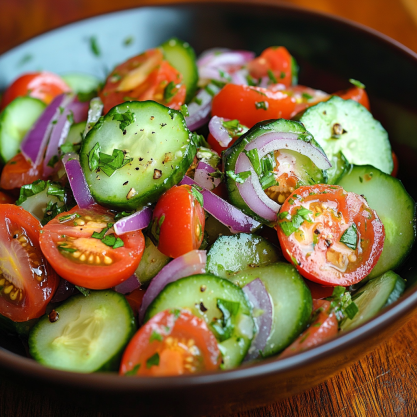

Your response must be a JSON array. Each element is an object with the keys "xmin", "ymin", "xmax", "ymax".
[{"xmin": 1, "ymin": 2, "xmax": 417, "ymax": 416}]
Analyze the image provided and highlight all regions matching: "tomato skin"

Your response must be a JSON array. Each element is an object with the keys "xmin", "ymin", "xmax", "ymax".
[
  {"xmin": 120, "ymin": 309, "xmax": 221, "ymax": 376},
  {"xmin": 124, "ymin": 288, "xmax": 145, "ymax": 316},
  {"xmin": 0, "ymin": 72, "xmax": 70, "ymax": 110},
  {"xmin": 304, "ymin": 280, "xmax": 335, "ymax": 299},
  {"xmin": 277, "ymin": 185, "xmax": 385, "ymax": 286},
  {"xmin": 39, "ymin": 205, "xmax": 145, "ymax": 290},
  {"xmin": 280, "ymin": 299, "xmax": 338, "ymax": 358},
  {"xmin": 211, "ymin": 84, "xmax": 296, "ymax": 128},
  {"xmin": 247, "ymin": 46, "xmax": 294, "ymax": 87},
  {"xmin": 0, "ymin": 153, "xmax": 43, "ymax": 191},
  {"xmin": 99, "ymin": 48, "xmax": 185, "ymax": 114},
  {"xmin": 0, "ymin": 191, "xmax": 15, "ymax": 204},
  {"xmin": 151, "ymin": 185, "xmax": 205, "ymax": 258},
  {"xmin": 333, "ymin": 86, "xmax": 370, "ymax": 110},
  {"xmin": 0, "ymin": 205, "xmax": 59, "ymax": 322},
  {"xmin": 391, "ymin": 152, "xmax": 399, "ymax": 177}
]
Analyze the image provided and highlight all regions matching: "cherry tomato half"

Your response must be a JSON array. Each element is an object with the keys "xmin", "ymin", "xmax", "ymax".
[
  {"xmin": 0, "ymin": 153, "xmax": 43, "ymax": 191},
  {"xmin": 0, "ymin": 205, "xmax": 59, "ymax": 321},
  {"xmin": 99, "ymin": 48, "xmax": 186, "ymax": 114},
  {"xmin": 120, "ymin": 309, "xmax": 221, "ymax": 376},
  {"xmin": 277, "ymin": 185, "xmax": 385, "ymax": 286},
  {"xmin": 39, "ymin": 204, "xmax": 145, "ymax": 289},
  {"xmin": 211, "ymin": 84, "xmax": 296, "ymax": 128},
  {"xmin": 280, "ymin": 299, "xmax": 338, "ymax": 358},
  {"xmin": 150, "ymin": 185, "xmax": 205, "ymax": 258},
  {"xmin": 333, "ymin": 86, "xmax": 370, "ymax": 110},
  {"xmin": 0, "ymin": 72, "xmax": 70, "ymax": 110}
]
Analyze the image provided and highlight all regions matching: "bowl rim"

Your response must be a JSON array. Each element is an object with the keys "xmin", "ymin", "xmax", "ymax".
[{"xmin": 1, "ymin": 0, "xmax": 417, "ymax": 392}]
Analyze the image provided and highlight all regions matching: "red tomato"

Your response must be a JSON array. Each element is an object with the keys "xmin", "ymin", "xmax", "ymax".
[
  {"xmin": 124, "ymin": 288, "xmax": 145, "ymax": 316},
  {"xmin": 150, "ymin": 184, "xmax": 205, "ymax": 258},
  {"xmin": 247, "ymin": 46, "xmax": 294, "ymax": 87},
  {"xmin": 277, "ymin": 185, "xmax": 385, "ymax": 286},
  {"xmin": 0, "ymin": 205, "xmax": 59, "ymax": 321},
  {"xmin": 333, "ymin": 86, "xmax": 370, "ymax": 110},
  {"xmin": 280, "ymin": 299, "xmax": 338, "ymax": 358},
  {"xmin": 211, "ymin": 84, "xmax": 296, "ymax": 128},
  {"xmin": 0, "ymin": 153, "xmax": 43, "ymax": 191},
  {"xmin": 286, "ymin": 85, "xmax": 330, "ymax": 116},
  {"xmin": 120, "ymin": 309, "xmax": 221, "ymax": 376},
  {"xmin": 391, "ymin": 152, "xmax": 399, "ymax": 177},
  {"xmin": 304, "ymin": 279, "xmax": 335, "ymax": 299},
  {"xmin": 0, "ymin": 72, "xmax": 70, "ymax": 110},
  {"xmin": 0, "ymin": 191, "xmax": 15, "ymax": 204},
  {"xmin": 99, "ymin": 48, "xmax": 186, "ymax": 114},
  {"xmin": 39, "ymin": 205, "xmax": 145, "ymax": 289}
]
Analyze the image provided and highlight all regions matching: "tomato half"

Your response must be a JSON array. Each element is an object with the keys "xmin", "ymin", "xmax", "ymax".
[
  {"xmin": 391, "ymin": 151, "xmax": 399, "ymax": 177},
  {"xmin": 304, "ymin": 279, "xmax": 335, "ymax": 299},
  {"xmin": 0, "ymin": 205, "xmax": 59, "ymax": 321},
  {"xmin": 280, "ymin": 299, "xmax": 338, "ymax": 358},
  {"xmin": 211, "ymin": 84, "xmax": 296, "ymax": 128},
  {"xmin": 39, "ymin": 204, "xmax": 145, "ymax": 289},
  {"xmin": 99, "ymin": 48, "xmax": 186, "ymax": 114},
  {"xmin": 0, "ymin": 153, "xmax": 43, "ymax": 191},
  {"xmin": 247, "ymin": 46, "xmax": 294, "ymax": 87},
  {"xmin": 150, "ymin": 185, "xmax": 205, "ymax": 258},
  {"xmin": 0, "ymin": 72, "xmax": 70, "ymax": 110},
  {"xmin": 333, "ymin": 86, "xmax": 370, "ymax": 110},
  {"xmin": 120, "ymin": 309, "xmax": 221, "ymax": 376},
  {"xmin": 277, "ymin": 185, "xmax": 385, "ymax": 286}
]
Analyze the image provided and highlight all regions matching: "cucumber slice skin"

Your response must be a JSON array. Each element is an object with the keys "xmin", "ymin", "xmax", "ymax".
[
  {"xmin": 299, "ymin": 96, "xmax": 393, "ymax": 174},
  {"xmin": 144, "ymin": 274, "xmax": 255, "ymax": 369},
  {"xmin": 230, "ymin": 262, "xmax": 312, "ymax": 357},
  {"xmin": 207, "ymin": 233, "xmax": 282, "ymax": 278},
  {"xmin": 65, "ymin": 121, "xmax": 86, "ymax": 145},
  {"xmin": 326, "ymin": 151, "xmax": 349, "ymax": 185},
  {"xmin": 337, "ymin": 165, "xmax": 416, "ymax": 278},
  {"xmin": 223, "ymin": 118, "xmax": 327, "ymax": 225},
  {"xmin": 0, "ymin": 97, "xmax": 46, "ymax": 164},
  {"xmin": 341, "ymin": 271, "xmax": 405, "ymax": 331},
  {"xmin": 61, "ymin": 73, "xmax": 101, "ymax": 95},
  {"xmin": 79, "ymin": 101, "xmax": 196, "ymax": 210},
  {"xmin": 160, "ymin": 38, "xmax": 199, "ymax": 104},
  {"xmin": 28, "ymin": 290, "xmax": 136, "ymax": 373}
]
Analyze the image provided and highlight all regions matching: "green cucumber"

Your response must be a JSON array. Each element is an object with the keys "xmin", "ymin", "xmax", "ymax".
[
  {"xmin": 0, "ymin": 97, "xmax": 46, "ymax": 164},
  {"xmin": 0, "ymin": 313, "xmax": 38, "ymax": 337},
  {"xmin": 230, "ymin": 262, "xmax": 312, "ymax": 356},
  {"xmin": 66, "ymin": 121, "xmax": 86, "ymax": 145},
  {"xmin": 144, "ymin": 274, "xmax": 255, "ymax": 369},
  {"xmin": 28, "ymin": 290, "xmax": 136, "ymax": 373},
  {"xmin": 79, "ymin": 101, "xmax": 196, "ymax": 210},
  {"xmin": 326, "ymin": 150, "xmax": 350, "ymax": 184},
  {"xmin": 160, "ymin": 38, "xmax": 198, "ymax": 103},
  {"xmin": 135, "ymin": 235, "xmax": 171, "ymax": 286},
  {"xmin": 298, "ymin": 96, "xmax": 393, "ymax": 174},
  {"xmin": 223, "ymin": 118, "xmax": 327, "ymax": 225},
  {"xmin": 61, "ymin": 73, "xmax": 102, "ymax": 102},
  {"xmin": 207, "ymin": 233, "xmax": 282, "ymax": 278},
  {"xmin": 337, "ymin": 165, "xmax": 416, "ymax": 278},
  {"xmin": 341, "ymin": 271, "xmax": 405, "ymax": 331}
]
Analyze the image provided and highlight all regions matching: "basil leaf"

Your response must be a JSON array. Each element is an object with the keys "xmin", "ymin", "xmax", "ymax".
[
  {"xmin": 190, "ymin": 186, "xmax": 204, "ymax": 207},
  {"xmin": 226, "ymin": 170, "xmax": 251, "ymax": 184},
  {"xmin": 41, "ymin": 201, "xmax": 67, "ymax": 226},
  {"xmin": 345, "ymin": 301, "xmax": 359, "ymax": 320},
  {"xmin": 146, "ymin": 352, "xmax": 160, "ymax": 369},
  {"xmin": 244, "ymin": 149, "xmax": 261, "ymax": 176},
  {"xmin": 340, "ymin": 223, "xmax": 358, "ymax": 250},
  {"xmin": 211, "ymin": 298, "xmax": 240, "ymax": 342},
  {"xmin": 88, "ymin": 142, "xmax": 101, "ymax": 171}
]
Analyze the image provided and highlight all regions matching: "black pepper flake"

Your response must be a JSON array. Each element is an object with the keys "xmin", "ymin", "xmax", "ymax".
[
  {"xmin": 123, "ymin": 181, "xmax": 129, "ymax": 186},
  {"xmin": 135, "ymin": 167, "xmax": 139, "ymax": 171},
  {"xmin": 152, "ymin": 131, "xmax": 155, "ymax": 134},
  {"xmin": 200, "ymin": 302, "xmax": 208, "ymax": 312},
  {"xmin": 139, "ymin": 157, "xmax": 144, "ymax": 161},
  {"xmin": 325, "ymin": 239, "xmax": 332, "ymax": 247},
  {"xmin": 160, "ymin": 123, "xmax": 167, "ymax": 128},
  {"xmin": 314, "ymin": 229, "xmax": 320, "ymax": 235},
  {"xmin": 48, "ymin": 310, "xmax": 59, "ymax": 323},
  {"xmin": 150, "ymin": 116, "xmax": 154, "ymax": 120},
  {"xmin": 140, "ymin": 129, "xmax": 144, "ymax": 132},
  {"xmin": 153, "ymin": 169, "xmax": 162, "ymax": 179},
  {"xmin": 13, "ymin": 234, "xmax": 18, "ymax": 239},
  {"xmin": 200, "ymin": 285, "xmax": 206, "ymax": 292}
]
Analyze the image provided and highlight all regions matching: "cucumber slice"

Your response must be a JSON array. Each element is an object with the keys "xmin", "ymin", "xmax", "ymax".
[
  {"xmin": 135, "ymin": 235, "xmax": 171, "ymax": 286},
  {"xmin": 61, "ymin": 73, "xmax": 101, "ymax": 102},
  {"xmin": 80, "ymin": 101, "xmax": 196, "ymax": 210},
  {"xmin": 28, "ymin": 290, "xmax": 136, "ymax": 373},
  {"xmin": 160, "ymin": 38, "xmax": 198, "ymax": 103},
  {"xmin": 341, "ymin": 271, "xmax": 405, "ymax": 331},
  {"xmin": 0, "ymin": 313, "xmax": 38, "ymax": 337},
  {"xmin": 207, "ymin": 233, "xmax": 282, "ymax": 278},
  {"xmin": 326, "ymin": 150, "xmax": 349, "ymax": 184},
  {"xmin": 223, "ymin": 118, "xmax": 327, "ymax": 225},
  {"xmin": 0, "ymin": 97, "xmax": 46, "ymax": 164},
  {"xmin": 337, "ymin": 165, "xmax": 416, "ymax": 278},
  {"xmin": 144, "ymin": 274, "xmax": 255, "ymax": 368},
  {"xmin": 230, "ymin": 262, "xmax": 312, "ymax": 357},
  {"xmin": 299, "ymin": 96, "xmax": 393, "ymax": 174},
  {"xmin": 65, "ymin": 121, "xmax": 86, "ymax": 145}
]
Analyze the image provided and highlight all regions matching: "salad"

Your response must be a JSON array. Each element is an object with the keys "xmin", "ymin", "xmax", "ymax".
[{"xmin": 0, "ymin": 38, "xmax": 415, "ymax": 376}]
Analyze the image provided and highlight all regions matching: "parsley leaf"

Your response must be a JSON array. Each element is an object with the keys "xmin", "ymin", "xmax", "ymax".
[
  {"xmin": 76, "ymin": 285, "xmax": 91, "ymax": 297},
  {"xmin": 222, "ymin": 119, "xmax": 248, "ymax": 138},
  {"xmin": 180, "ymin": 104, "xmax": 189, "ymax": 117},
  {"xmin": 146, "ymin": 353, "xmax": 160, "ymax": 369},
  {"xmin": 47, "ymin": 155, "xmax": 59, "ymax": 168},
  {"xmin": 279, "ymin": 207, "xmax": 313, "ymax": 236},
  {"xmin": 340, "ymin": 223, "xmax": 358, "ymax": 250},
  {"xmin": 211, "ymin": 298, "xmax": 240, "ymax": 342},
  {"xmin": 349, "ymin": 78, "xmax": 365, "ymax": 89},
  {"xmin": 255, "ymin": 101, "xmax": 268, "ymax": 110},
  {"xmin": 149, "ymin": 331, "xmax": 163, "ymax": 343},
  {"xmin": 260, "ymin": 172, "xmax": 277, "ymax": 190},
  {"xmin": 114, "ymin": 211, "xmax": 134, "ymax": 221},
  {"xmin": 163, "ymin": 81, "xmax": 177, "ymax": 102},
  {"xmin": 112, "ymin": 110, "xmax": 135, "ymax": 132},
  {"xmin": 226, "ymin": 170, "xmax": 251, "ymax": 184},
  {"xmin": 345, "ymin": 301, "xmax": 359, "ymax": 320},
  {"xmin": 41, "ymin": 201, "xmax": 67, "ymax": 226},
  {"xmin": 267, "ymin": 69, "xmax": 277, "ymax": 84},
  {"xmin": 89, "ymin": 36, "xmax": 101, "ymax": 57},
  {"xmin": 244, "ymin": 149, "xmax": 261, "ymax": 176},
  {"xmin": 87, "ymin": 142, "xmax": 101, "ymax": 171},
  {"xmin": 124, "ymin": 364, "xmax": 140, "ymax": 376},
  {"xmin": 190, "ymin": 186, "xmax": 204, "ymax": 207}
]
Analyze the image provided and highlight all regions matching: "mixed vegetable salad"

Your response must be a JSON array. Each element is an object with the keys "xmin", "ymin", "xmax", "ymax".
[{"xmin": 0, "ymin": 38, "xmax": 415, "ymax": 376}]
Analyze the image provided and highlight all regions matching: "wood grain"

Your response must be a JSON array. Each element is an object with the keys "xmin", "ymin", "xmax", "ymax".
[{"xmin": 0, "ymin": 1, "xmax": 417, "ymax": 416}]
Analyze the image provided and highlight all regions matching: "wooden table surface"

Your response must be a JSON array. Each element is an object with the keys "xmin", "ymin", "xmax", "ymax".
[{"xmin": 1, "ymin": 1, "xmax": 417, "ymax": 416}]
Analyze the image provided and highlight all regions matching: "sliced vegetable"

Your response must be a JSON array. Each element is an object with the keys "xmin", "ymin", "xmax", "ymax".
[{"xmin": 114, "ymin": 206, "xmax": 153, "ymax": 235}]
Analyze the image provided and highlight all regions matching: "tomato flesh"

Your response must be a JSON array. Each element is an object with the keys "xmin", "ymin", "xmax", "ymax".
[
  {"xmin": 0, "ymin": 205, "xmax": 59, "ymax": 321},
  {"xmin": 277, "ymin": 185, "xmax": 385, "ymax": 286},
  {"xmin": 39, "ymin": 204, "xmax": 145, "ymax": 289},
  {"xmin": 333, "ymin": 86, "xmax": 370, "ymax": 110},
  {"xmin": 150, "ymin": 185, "xmax": 205, "ymax": 258},
  {"xmin": 120, "ymin": 309, "xmax": 221, "ymax": 376}
]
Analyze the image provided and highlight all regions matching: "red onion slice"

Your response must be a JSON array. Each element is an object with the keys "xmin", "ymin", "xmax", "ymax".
[
  {"xmin": 139, "ymin": 250, "xmax": 206, "ymax": 323},
  {"xmin": 197, "ymin": 49, "xmax": 255, "ymax": 70},
  {"xmin": 43, "ymin": 97, "xmax": 89, "ymax": 178},
  {"xmin": 243, "ymin": 278, "xmax": 273, "ymax": 361},
  {"xmin": 20, "ymin": 93, "xmax": 69, "ymax": 165},
  {"xmin": 62, "ymin": 153, "xmax": 95, "ymax": 208},
  {"xmin": 113, "ymin": 206, "xmax": 153, "ymax": 235},
  {"xmin": 230, "ymin": 68, "xmax": 250, "ymax": 85},
  {"xmin": 186, "ymin": 85, "xmax": 220, "ymax": 131},
  {"xmin": 114, "ymin": 274, "xmax": 140, "ymax": 294},
  {"xmin": 208, "ymin": 116, "xmax": 233, "ymax": 148},
  {"xmin": 180, "ymin": 176, "xmax": 260, "ymax": 233},
  {"xmin": 51, "ymin": 278, "xmax": 77, "ymax": 303},
  {"xmin": 194, "ymin": 161, "xmax": 221, "ymax": 191}
]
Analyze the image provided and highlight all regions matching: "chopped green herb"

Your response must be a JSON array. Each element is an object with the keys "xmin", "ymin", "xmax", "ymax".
[
  {"xmin": 267, "ymin": 69, "xmax": 277, "ymax": 84},
  {"xmin": 41, "ymin": 201, "xmax": 67, "ymax": 226},
  {"xmin": 92, "ymin": 222, "xmax": 114, "ymax": 240},
  {"xmin": 146, "ymin": 352, "xmax": 160, "ymax": 368},
  {"xmin": 255, "ymin": 101, "xmax": 269, "ymax": 110},
  {"xmin": 345, "ymin": 302, "xmax": 359, "ymax": 320},
  {"xmin": 18, "ymin": 53, "xmax": 33, "ymax": 66},
  {"xmin": 279, "ymin": 207, "xmax": 312, "ymax": 236},
  {"xmin": 190, "ymin": 186, "xmax": 204, "ymax": 207},
  {"xmin": 163, "ymin": 81, "xmax": 177, "ymax": 102},
  {"xmin": 204, "ymin": 85, "xmax": 215, "ymax": 96},
  {"xmin": 226, "ymin": 170, "xmax": 251, "ymax": 184},
  {"xmin": 58, "ymin": 245, "xmax": 77, "ymax": 253},
  {"xmin": 112, "ymin": 109, "xmax": 135, "ymax": 132},
  {"xmin": 332, "ymin": 286, "xmax": 345, "ymax": 298},
  {"xmin": 59, "ymin": 213, "xmax": 80, "ymax": 223},
  {"xmin": 359, "ymin": 176, "xmax": 363, "ymax": 183},
  {"xmin": 123, "ymin": 36, "xmax": 134, "ymax": 46},
  {"xmin": 89, "ymin": 36, "xmax": 101, "ymax": 57},
  {"xmin": 223, "ymin": 119, "xmax": 248, "ymax": 138},
  {"xmin": 243, "ymin": 149, "xmax": 261, "ymax": 176},
  {"xmin": 280, "ymin": 71, "xmax": 286, "ymax": 79},
  {"xmin": 114, "ymin": 211, "xmax": 134, "ymax": 221},
  {"xmin": 97, "ymin": 148, "xmax": 133, "ymax": 177},
  {"xmin": 149, "ymin": 215, "xmax": 165, "ymax": 245},
  {"xmin": 88, "ymin": 142, "xmax": 101, "ymax": 171},
  {"xmin": 149, "ymin": 331, "xmax": 163, "ymax": 343},
  {"xmin": 340, "ymin": 223, "xmax": 358, "ymax": 250},
  {"xmin": 278, "ymin": 211, "xmax": 289, "ymax": 219},
  {"xmin": 302, "ymin": 92, "xmax": 313, "ymax": 100},
  {"xmin": 75, "ymin": 286, "xmax": 91, "ymax": 297},
  {"xmin": 260, "ymin": 172, "xmax": 277, "ymax": 190},
  {"xmin": 180, "ymin": 104, "xmax": 189, "ymax": 117},
  {"xmin": 349, "ymin": 78, "xmax": 365, "ymax": 89},
  {"xmin": 124, "ymin": 364, "xmax": 140, "ymax": 376},
  {"xmin": 60, "ymin": 142, "xmax": 81, "ymax": 155},
  {"xmin": 47, "ymin": 155, "xmax": 59, "ymax": 168},
  {"xmin": 211, "ymin": 298, "xmax": 240, "ymax": 342},
  {"xmin": 67, "ymin": 110, "xmax": 74, "ymax": 124}
]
